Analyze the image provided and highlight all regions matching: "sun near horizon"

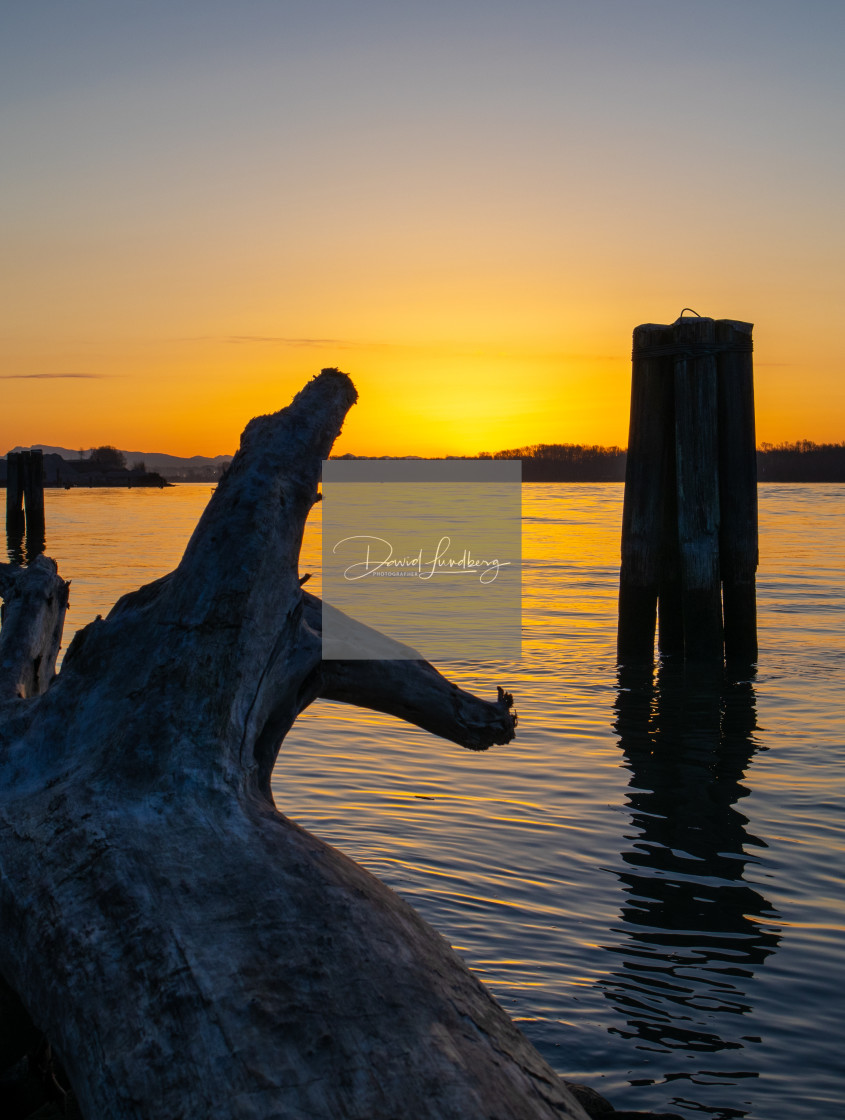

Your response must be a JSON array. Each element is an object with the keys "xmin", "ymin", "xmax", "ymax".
[{"xmin": 3, "ymin": 317, "xmax": 842, "ymax": 460}]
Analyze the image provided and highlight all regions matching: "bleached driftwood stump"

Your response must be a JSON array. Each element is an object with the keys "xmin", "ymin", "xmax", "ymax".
[{"xmin": 0, "ymin": 370, "xmax": 589, "ymax": 1120}]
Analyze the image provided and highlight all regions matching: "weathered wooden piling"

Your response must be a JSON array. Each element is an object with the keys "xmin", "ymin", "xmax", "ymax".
[
  {"xmin": 716, "ymin": 320, "xmax": 758, "ymax": 662},
  {"xmin": 673, "ymin": 317, "xmax": 723, "ymax": 662},
  {"xmin": 617, "ymin": 324, "xmax": 673, "ymax": 662},
  {"xmin": 618, "ymin": 313, "xmax": 758, "ymax": 664}
]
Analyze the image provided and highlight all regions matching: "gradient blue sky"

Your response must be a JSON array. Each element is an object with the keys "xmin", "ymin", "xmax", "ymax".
[{"xmin": 2, "ymin": 1, "xmax": 844, "ymax": 454}]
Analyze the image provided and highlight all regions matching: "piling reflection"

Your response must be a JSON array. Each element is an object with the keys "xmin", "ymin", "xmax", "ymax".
[
  {"xmin": 6, "ymin": 513, "xmax": 26, "ymax": 565},
  {"xmin": 24, "ymin": 514, "xmax": 46, "ymax": 564},
  {"xmin": 5, "ymin": 514, "xmax": 45, "ymax": 565},
  {"xmin": 604, "ymin": 660, "xmax": 781, "ymax": 1072}
]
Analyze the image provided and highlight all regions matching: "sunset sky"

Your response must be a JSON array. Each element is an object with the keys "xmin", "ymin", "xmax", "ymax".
[{"xmin": 2, "ymin": 1, "xmax": 844, "ymax": 457}]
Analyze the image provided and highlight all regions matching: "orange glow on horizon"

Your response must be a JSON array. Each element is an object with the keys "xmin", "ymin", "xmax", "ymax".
[
  {"xmin": 4, "ymin": 322, "xmax": 843, "ymax": 460},
  {"xmin": 3, "ymin": 5, "xmax": 845, "ymax": 460}
]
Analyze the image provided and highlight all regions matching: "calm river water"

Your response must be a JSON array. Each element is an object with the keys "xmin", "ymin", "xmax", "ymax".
[{"xmin": 11, "ymin": 482, "xmax": 844, "ymax": 1120}]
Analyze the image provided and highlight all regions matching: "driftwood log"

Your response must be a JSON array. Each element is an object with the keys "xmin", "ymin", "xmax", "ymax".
[{"xmin": 0, "ymin": 370, "xmax": 590, "ymax": 1120}]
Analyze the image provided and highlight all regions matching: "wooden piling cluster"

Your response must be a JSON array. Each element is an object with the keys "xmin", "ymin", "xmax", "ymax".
[
  {"xmin": 5, "ymin": 450, "xmax": 45, "ymax": 556},
  {"xmin": 618, "ymin": 315, "xmax": 757, "ymax": 665}
]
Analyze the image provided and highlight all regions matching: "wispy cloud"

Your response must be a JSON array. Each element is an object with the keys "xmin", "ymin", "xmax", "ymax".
[
  {"xmin": 0, "ymin": 372, "xmax": 106, "ymax": 380},
  {"xmin": 200, "ymin": 336, "xmax": 625, "ymax": 363},
  {"xmin": 226, "ymin": 336, "xmax": 347, "ymax": 347},
  {"xmin": 222, "ymin": 336, "xmax": 420, "ymax": 352}
]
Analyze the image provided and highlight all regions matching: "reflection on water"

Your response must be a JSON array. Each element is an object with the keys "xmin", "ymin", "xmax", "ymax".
[
  {"xmin": 5, "ymin": 517, "xmax": 25, "ymax": 565},
  {"xmin": 5, "ymin": 510, "xmax": 46, "ymax": 565},
  {"xmin": 607, "ymin": 661, "xmax": 781, "ymax": 1111},
  {"xmin": 2, "ymin": 483, "xmax": 843, "ymax": 1120}
]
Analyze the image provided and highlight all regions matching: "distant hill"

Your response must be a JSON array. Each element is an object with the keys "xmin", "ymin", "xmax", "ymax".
[
  {"xmin": 1, "ymin": 452, "xmax": 170, "ymax": 489},
  {"xmin": 5, "ymin": 445, "xmax": 232, "ymax": 482}
]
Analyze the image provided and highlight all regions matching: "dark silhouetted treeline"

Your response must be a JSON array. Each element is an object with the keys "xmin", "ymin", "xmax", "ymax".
[
  {"xmin": 756, "ymin": 441, "xmax": 845, "ymax": 481},
  {"xmin": 478, "ymin": 443, "xmax": 627, "ymax": 480},
  {"xmin": 474, "ymin": 440, "xmax": 845, "ymax": 481}
]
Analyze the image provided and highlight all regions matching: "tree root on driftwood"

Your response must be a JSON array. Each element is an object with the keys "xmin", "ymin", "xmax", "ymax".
[{"xmin": 0, "ymin": 369, "xmax": 592, "ymax": 1120}]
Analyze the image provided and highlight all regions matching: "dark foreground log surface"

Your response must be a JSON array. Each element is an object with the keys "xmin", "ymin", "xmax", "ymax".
[{"xmin": 0, "ymin": 371, "xmax": 600, "ymax": 1120}]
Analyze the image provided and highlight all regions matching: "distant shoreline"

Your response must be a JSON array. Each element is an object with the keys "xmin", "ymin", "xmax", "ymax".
[
  {"xmin": 330, "ymin": 441, "xmax": 845, "ymax": 483},
  {"xmin": 5, "ymin": 442, "xmax": 845, "ymax": 484},
  {"xmin": 3, "ymin": 477, "xmax": 844, "ymax": 490}
]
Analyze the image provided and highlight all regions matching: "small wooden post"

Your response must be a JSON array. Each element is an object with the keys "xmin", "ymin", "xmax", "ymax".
[
  {"xmin": 22, "ymin": 449, "xmax": 45, "ymax": 524},
  {"xmin": 6, "ymin": 452, "xmax": 25, "ymax": 533},
  {"xmin": 618, "ymin": 313, "xmax": 757, "ymax": 665},
  {"xmin": 5, "ymin": 450, "xmax": 46, "ymax": 561},
  {"xmin": 24, "ymin": 450, "xmax": 46, "ymax": 561}
]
